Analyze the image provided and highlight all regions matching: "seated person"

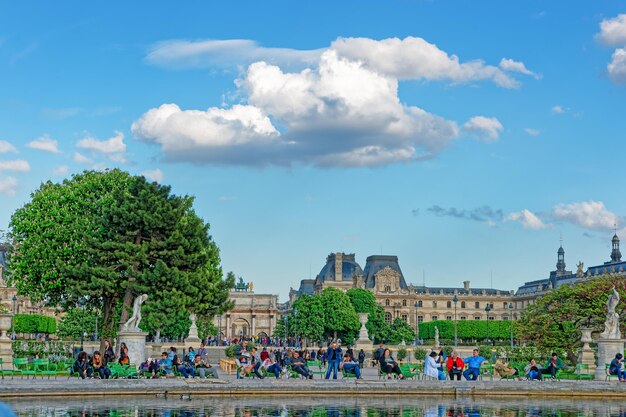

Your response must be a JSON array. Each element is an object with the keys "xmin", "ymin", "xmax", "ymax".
[
  {"xmin": 609, "ymin": 353, "xmax": 626, "ymax": 381},
  {"xmin": 235, "ymin": 340, "xmax": 253, "ymax": 378},
  {"xmin": 73, "ymin": 351, "xmax": 90, "ymax": 379},
  {"xmin": 380, "ymin": 349, "xmax": 404, "ymax": 379},
  {"xmin": 261, "ymin": 356, "xmax": 283, "ymax": 379},
  {"xmin": 543, "ymin": 352, "xmax": 563, "ymax": 379},
  {"xmin": 463, "ymin": 349, "xmax": 488, "ymax": 381},
  {"xmin": 90, "ymin": 351, "xmax": 111, "ymax": 379},
  {"xmin": 494, "ymin": 359, "xmax": 518, "ymax": 378},
  {"xmin": 260, "ymin": 347, "xmax": 270, "ymax": 362},
  {"xmin": 175, "ymin": 354, "xmax": 195, "ymax": 378},
  {"xmin": 249, "ymin": 347, "xmax": 264, "ymax": 379},
  {"xmin": 425, "ymin": 351, "xmax": 446, "ymax": 381},
  {"xmin": 339, "ymin": 353, "xmax": 362, "ymax": 379},
  {"xmin": 118, "ymin": 342, "xmax": 130, "ymax": 365},
  {"xmin": 158, "ymin": 351, "xmax": 175, "ymax": 377},
  {"xmin": 290, "ymin": 351, "xmax": 313, "ymax": 379},
  {"xmin": 524, "ymin": 358, "xmax": 543, "ymax": 381},
  {"xmin": 186, "ymin": 347, "xmax": 197, "ymax": 363},
  {"xmin": 139, "ymin": 357, "xmax": 159, "ymax": 378},
  {"xmin": 446, "ymin": 351, "xmax": 465, "ymax": 381},
  {"xmin": 193, "ymin": 355, "xmax": 219, "ymax": 378}
]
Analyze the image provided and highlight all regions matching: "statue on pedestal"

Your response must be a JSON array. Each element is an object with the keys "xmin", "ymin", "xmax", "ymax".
[
  {"xmin": 122, "ymin": 294, "xmax": 148, "ymax": 332},
  {"xmin": 600, "ymin": 286, "xmax": 621, "ymax": 339},
  {"xmin": 434, "ymin": 326, "xmax": 440, "ymax": 348}
]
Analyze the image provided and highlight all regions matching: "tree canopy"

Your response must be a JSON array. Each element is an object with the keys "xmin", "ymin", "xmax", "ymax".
[
  {"xmin": 346, "ymin": 288, "xmax": 387, "ymax": 343},
  {"xmin": 8, "ymin": 169, "xmax": 233, "ymax": 343}
]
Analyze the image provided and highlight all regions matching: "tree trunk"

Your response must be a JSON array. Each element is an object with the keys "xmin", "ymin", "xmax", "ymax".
[
  {"xmin": 99, "ymin": 295, "xmax": 117, "ymax": 352},
  {"xmin": 115, "ymin": 233, "xmax": 142, "ymax": 355}
]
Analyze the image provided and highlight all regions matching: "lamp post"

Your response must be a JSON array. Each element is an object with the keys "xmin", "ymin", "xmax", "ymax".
[
  {"xmin": 294, "ymin": 307, "xmax": 299, "ymax": 348},
  {"xmin": 284, "ymin": 315, "xmax": 289, "ymax": 346},
  {"xmin": 453, "ymin": 294, "xmax": 459, "ymax": 347},
  {"xmin": 414, "ymin": 301, "xmax": 420, "ymax": 345},
  {"xmin": 217, "ymin": 314, "xmax": 222, "ymax": 346},
  {"xmin": 508, "ymin": 303, "xmax": 514, "ymax": 347},
  {"xmin": 485, "ymin": 304, "xmax": 492, "ymax": 344},
  {"xmin": 12, "ymin": 295, "xmax": 17, "ymax": 314}
]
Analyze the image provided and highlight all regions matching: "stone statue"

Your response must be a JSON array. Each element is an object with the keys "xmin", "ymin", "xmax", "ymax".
[
  {"xmin": 190, "ymin": 313, "xmax": 197, "ymax": 326},
  {"xmin": 122, "ymin": 294, "xmax": 148, "ymax": 331},
  {"xmin": 434, "ymin": 326, "xmax": 440, "ymax": 348},
  {"xmin": 600, "ymin": 286, "xmax": 621, "ymax": 339},
  {"xmin": 249, "ymin": 282, "xmax": 254, "ymax": 292}
]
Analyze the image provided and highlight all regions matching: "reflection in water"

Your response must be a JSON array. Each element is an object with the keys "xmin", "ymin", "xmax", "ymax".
[{"xmin": 3, "ymin": 397, "xmax": 625, "ymax": 417}]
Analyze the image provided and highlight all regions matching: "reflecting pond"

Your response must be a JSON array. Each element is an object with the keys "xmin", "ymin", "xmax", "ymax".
[{"xmin": 4, "ymin": 397, "xmax": 626, "ymax": 417}]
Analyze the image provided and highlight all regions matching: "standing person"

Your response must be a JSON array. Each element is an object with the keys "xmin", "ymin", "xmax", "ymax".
[
  {"xmin": 118, "ymin": 342, "xmax": 130, "ymax": 365},
  {"xmin": 374, "ymin": 342, "xmax": 385, "ymax": 365},
  {"xmin": 609, "ymin": 353, "xmax": 626, "ymax": 381},
  {"xmin": 446, "ymin": 351, "xmax": 464, "ymax": 381},
  {"xmin": 358, "ymin": 349, "xmax": 366, "ymax": 369},
  {"xmin": 325, "ymin": 340, "xmax": 342, "ymax": 380},
  {"xmin": 197, "ymin": 341, "xmax": 208, "ymax": 361},
  {"xmin": 346, "ymin": 345, "xmax": 354, "ymax": 361},
  {"xmin": 462, "ymin": 349, "xmax": 488, "ymax": 381},
  {"xmin": 103, "ymin": 340, "xmax": 115, "ymax": 365},
  {"xmin": 425, "ymin": 351, "xmax": 446, "ymax": 380},
  {"xmin": 317, "ymin": 347, "xmax": 325, "ymax": 365},
  {"xmin": 543, "ymin": 352, "xmax": 563, "ymax": 379}
]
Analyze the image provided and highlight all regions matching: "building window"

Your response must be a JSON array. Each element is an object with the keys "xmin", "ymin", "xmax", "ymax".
[
  {"xmin": 461, "ymin": 301, "xmax": 466, "ymax": 308},
  {"xmin": 418, "ymin": 300, "xmax": 423, "ymax": 308},
  {"xmin": 384, "ymin": 285, "xmax": 391, "ymax": 292},
  {"xmin": 385, "ymin": 299, "xmax": 390, "ymax": 307},
  {"xmin": 460, "ymin": 316, "xmax": 466, "ymax": 320},
  {"xmin": 488, "ymin": 316, "xmax": 495, "ymax": 321},
  {"xmin": 401, "ymin": 314, "xmax": 408, "ymax": 322},
  {"xmin": 431, "ymin": 315, "xmax": 438, "ymax": 321},
  {"xmin": 474, "ymin": 316, "xmax": 481, "ymax": 320},
  {"xmin": 475, "ymin": 302, "xmax": 480, "ymax": 309},
  {"xmin": 385, "ymin": 312, "xmax": 392, "ymax": 323},
  {"xmin": 432, "ymin": 301, "xmax": 437, "ymax": 308},
  {"xmin": 417, "ymin": 315, "xmax": 424, "ymax": 323},
  {"xmin": 446, "ymin": 301, "xmax": 452, "ymax": 308},
  {"xmin": 446, "ymin": 316, "xmax": 452, "ymax": 321},
  {"xmin": 503, "ymin": 316, "xmax": 509, "ymax": 321},
  {"xmin": 402, "ymin": 299, "xmax": 407, "ymax": 307}
]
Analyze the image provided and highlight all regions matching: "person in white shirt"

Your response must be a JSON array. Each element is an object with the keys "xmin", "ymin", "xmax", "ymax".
[{"xmin": 425, "ymin": 351, "xmax": 446, "ymax": 380}]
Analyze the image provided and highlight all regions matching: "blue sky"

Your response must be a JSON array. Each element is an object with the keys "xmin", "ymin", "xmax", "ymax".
[{"xmin": 1, "ymin": 1, "xmax": 625, "ymax": 300}]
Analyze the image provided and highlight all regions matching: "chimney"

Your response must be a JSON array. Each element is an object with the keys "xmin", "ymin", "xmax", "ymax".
[{"xmin": 463, "ymin": 280, "xmax": 470, "ymax": 291}]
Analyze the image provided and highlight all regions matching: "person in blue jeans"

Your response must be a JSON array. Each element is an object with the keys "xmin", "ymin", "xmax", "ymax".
[
  {"xmin": 463, "ymin": 349, "xmax": 487, "ymax": 381},
  {"xmin": 325, "ymin": 341, "xmax": 342, "ymax": 379},
  {"xmin": 339, "ymin": 353, "xmax": 362, "ymax": 379},
  {"xmin": 609, "ymin": 353, "xmax": 626, "ymax": 381}
]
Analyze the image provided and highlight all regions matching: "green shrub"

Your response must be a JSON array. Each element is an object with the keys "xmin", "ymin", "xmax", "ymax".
[
  {"xmin": 11, "ymin": 340, "xmax": 72, "ymax": 359},
  {"xmin": 10, "ymin": 314, "xmax": 56, "ymax": 334},
  {"xmin": 419, "ymin": 320, "xmax": 514, "ymax": 341},
  {"xmin": 397, "ymin": 348, "xmax": 407, "ymax": 361},
  {"xmin": 414, "ymin": 349, "xmax": 427, "ymax": 361}
]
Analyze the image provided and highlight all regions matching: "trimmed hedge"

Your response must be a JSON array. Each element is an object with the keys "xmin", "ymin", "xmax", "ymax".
[
  {"xmin": 419, "ymin": 320, "xmax": 514, "ymax": 341},
  {"xmin": 10, "ymin": 314, "xmax": 57, "ymax": 334}
]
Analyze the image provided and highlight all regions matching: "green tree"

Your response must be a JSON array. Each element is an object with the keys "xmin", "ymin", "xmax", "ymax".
[
  {"xmin": 57, "ymin": 308, "xmax": 100, "ymax": 340},
  {"xmin": 290, "ymin": 294, "xmax": 325, "ymax": 342},
  {"xmin": 9, "ymin": 170, "xmax": 234, "ymax": 347},
  {"xmin": 387, "ymin": 318, "xmax": 415, "ymax": 345},
  {"xmin": 319, "ymin": 288, "xmax": 360, "ymax": 343},
  {"xmin": 515, "ymin": 276, "xmax": 626, "ymax": 364},
  {"xmin": 346, "ymin": 288, "xmax": 388, "ymax": 343}
]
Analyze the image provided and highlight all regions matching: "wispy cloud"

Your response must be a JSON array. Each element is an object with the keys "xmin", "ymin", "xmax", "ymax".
[
  {"xmin": 427, "ymin": 205, "xmax": 504, "ymax": 223},
  {"xmin": 0, "ymin": 177, "xmax": 18, "ymax": 195},
  {"xmin": 0, "ymin": 159, "xmax": 30, "ymax": 172},
  {"xmin": 73, "ymin": 152, "xmax": 93, "ymax": 165},
  {"xmin": 505, "ymin": 209, "xmax": 552, "ymax": 229},
  {"xmin": 41, "ymin": 107, "xmax": 82, "ymax": 119},
  {"xmin": 551, "ymin": 105, "xmax": 566, "ymax": 114},
  {"xmin": 27, "ymin": 135, "xmax": 60, "ymax": 153},
  {"xmin": 142, "ymin": 168, "xmax": 163, "ymax": 183},
  {"xmin": 0, "ymin": 140, "xmax": 18, "ymax": 154},
  {"xmin": 524, "ymin": 128, "xmax": 540, "ymax": 137},
  {"xmin": 76, "ymin": 131, "xmax": 127, "ymax": 162},
  {"xmin": 52, "ymin": 165, "xmax": 69, "ymax": 176},
  {"xmin": 463, "ymin": 116, "xmax": 504, "ymax": 143}
]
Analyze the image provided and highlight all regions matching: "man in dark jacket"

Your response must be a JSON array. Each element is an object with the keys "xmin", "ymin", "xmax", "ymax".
[{"xmin": 325, "ymin": 340, "xmax": 342, "ymax": 379}]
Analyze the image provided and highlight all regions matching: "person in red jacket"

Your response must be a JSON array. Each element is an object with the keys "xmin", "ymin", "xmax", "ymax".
[{"xmin": 446, "ymin": 351, "xmax": 464, "ymax": 380}]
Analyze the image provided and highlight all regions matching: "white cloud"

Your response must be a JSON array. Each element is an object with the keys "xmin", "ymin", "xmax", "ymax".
[
  {"xmin": 73, "ymin": 152, "xmax": 93, "ymax": 164},
  {"xmin": 0, "ymin": 177, "xmax": 18, "ymax": 195},
  {"xmin": 27, "ymin": 135, "xmax": 60, "ymax": 153},
  {"xmin": 506, "ymin": 209, "xmax": 551, "ymax": 230},
  {"xmin": 607, "ymin": 48, "xmax": 626, "ymax": 84},
  {"xmin": 553, "ymin": 201, "xmax": 621, "ymax": 230},
  {"xmin": 524, "ymin": 128, "xmax": 540, "ymax": 137},
  {"xmin": 463, "ymin": 116, "xmax": 503, "ymax": 142},
  {"xmin": 134, "ymin": 50, "xmax": 460, "ymax": 167},
  {"xmin": 147, "ymin": 39, "xmax": 323, "ymax": 70},
  {"xmin": 76, "ymin": 131, "xmax": 127, "ymax": 162},
  {"xmin": 142, "ymin": 168, "xmax": 164, "ymax": 183},
  {"xmin": 499, "ymin": 58, "xmax": 540, "ymax": 79},
  {"xmin": 596, "ymin": 14, "xmax": 626, "ymax": 46},
  {"xmin": 53, "ymin": 165, "xmax": 69, "ymax": 176},
  {"xmin": 0, "ymin": 140, "xmax": 18, "ymax": 154},
  {"xmin": 42, "ymin": 107, "xmax": 81, "ymax": 119},
  {"xmin": 551, "ymin": 105, "xmax": 565, "ymax": 114},
  {"xmin": 330, "ymin": 37, "xmax": 522, "ymax": 88},
  {"xmin": 0, "ymin": 159, "xmax": 30, "ymax": 172}
]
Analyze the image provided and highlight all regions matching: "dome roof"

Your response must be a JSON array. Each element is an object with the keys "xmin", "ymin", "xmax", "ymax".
[{"xmin": 316, "ymin": 253, "xmax": 363, "ymax": 283}]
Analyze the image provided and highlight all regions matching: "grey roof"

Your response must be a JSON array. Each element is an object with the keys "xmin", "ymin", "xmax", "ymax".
[
  {"xmin": 316, "ymin": 253, "xmax": 363, "ymax": 283},
  {"xmin": 412, "ymin": 286, "xmax": 507, "ymax": 296},
  {"xmin": 297, "ymin": 279, "xmax": 315, "ymax": 296},
  {"xmin": 363, "ymin": 255, "xmax": 408, "ymax": 290}
]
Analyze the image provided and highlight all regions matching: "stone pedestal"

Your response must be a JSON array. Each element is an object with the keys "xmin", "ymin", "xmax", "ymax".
[
  {"xmin": 355, "ymin": 313, "xmax": 371, "ymax": 344},
  {"xmin": 595, "ymin": 338, "xmax": 625, "ymax": 380},
  {"xmin": 118, "ymin": 331, "xmax": 148, "ymax": 367},
  {"xmin": 578, "ymin": 328, "xmax": 596, "ymax": 374},
  {"xmin": 185, "ymin": 314, "xmax": 201, "ymax": 345},
  {"xmin": 0, "ymin": 314, "xmax": 13, "ymax": 367}
]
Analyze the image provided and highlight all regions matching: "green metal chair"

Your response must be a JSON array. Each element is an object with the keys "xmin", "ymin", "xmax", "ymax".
[
  {"xmin": 0, "ymin": 358, "xmax": 14, "ymax": 380},
  {"xmin": 13, "ymin": 358, "xmax": 36, "ymax": 379},
  {"xmin": 34, "ymin": 358, "xmax": 58, "ymax": 379},
  {"xmin": 307, "ymin": 360, "xmax": 326, "ymax": 379},
  {"xmin": 399, "ymin": 363, "xmax": 420, "ymax": 380},
  {"xmin": 478, "ymin": 364, "xmax": 495, "ymax": 381},
  {"xmin": 605, "ymin": 363, "xmax": 620, "ymax": 381}
]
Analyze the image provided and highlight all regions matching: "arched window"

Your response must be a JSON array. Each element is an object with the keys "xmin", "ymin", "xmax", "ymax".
[
  {"xmin": 432, "ymin": 301, "xmax": 437, "ymax": 308},
  {"xmin": 402, "ymin": 299, "xmax": 407, "ymax": 307},
  {"xmin": 385, "ymin": 312, "xmax": 392, "ymax": 323},
  {"xmin": 446, "ymin": 301, "xmax": 452, "ymax": 308},
  {"xmin": 461, "ymin": 301, "xmax": 466, "ymax": 308},
  {"xmin": 418, "ymin": 300, "xmax": 423, "ymax": 308},
  {"xmin": 384, "ymin": 285, "xmax": 391, "ymax": 292},
  {"xmin": 385, "ymin": 299, "xmax": 390, "ymax": 306}
]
